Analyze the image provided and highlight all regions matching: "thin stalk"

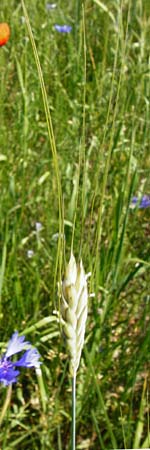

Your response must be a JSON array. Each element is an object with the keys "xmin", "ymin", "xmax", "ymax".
[
  {"xmin": 75, "ymin": 0, "xmax": 80, "ymax": 51},
  {"xmin": 84, "ymin": 347, "xmax": 118, "ymax": 449},
  {"xmin": 71, "ymin": 375, "xmax": 76, "ymax": 450},
  {"xmin": 21, "ymin": 0, "xmax": 63, "ymax": 299},
  {"xmin": 57, "ymin": 424, "xmax": 63, "ymax": 450},
  {"xmin": 0, "ymin": 384, "xmax": 12, "ymax": 427}
]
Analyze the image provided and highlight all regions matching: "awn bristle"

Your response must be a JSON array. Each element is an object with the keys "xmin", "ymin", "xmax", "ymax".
[{"xmin": 61, "ymin": 253, "xmax": 88, "ymax": 377}]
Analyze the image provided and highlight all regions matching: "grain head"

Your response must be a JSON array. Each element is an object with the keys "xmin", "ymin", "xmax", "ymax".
[{"xmin": 61, "ymin": 253, "xmax": 88, "ymax": 376}]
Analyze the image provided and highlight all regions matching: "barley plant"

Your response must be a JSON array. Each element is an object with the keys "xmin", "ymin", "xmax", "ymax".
[
  {"xmin": 0, "ymin": 0, "xmax": 150, "ymax": 449},
  {"xmin": 61, "ymin": 253, "xmax": 89, "ymax": 449}
]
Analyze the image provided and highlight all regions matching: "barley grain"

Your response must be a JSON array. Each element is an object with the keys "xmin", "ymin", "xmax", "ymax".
[{"xmin": 61, "ymin": 253, "xmax": 88, "ymax": 376}]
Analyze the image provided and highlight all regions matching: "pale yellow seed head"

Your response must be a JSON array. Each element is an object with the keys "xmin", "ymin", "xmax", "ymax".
[{"xmin": 61, "ymin": 253, "xmax": 88, "ymax": 376}]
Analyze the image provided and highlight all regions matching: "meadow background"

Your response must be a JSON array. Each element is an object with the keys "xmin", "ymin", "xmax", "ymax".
[{"xmin": 0, "ymin": 0, "xmax": 150, "ymax": 448}]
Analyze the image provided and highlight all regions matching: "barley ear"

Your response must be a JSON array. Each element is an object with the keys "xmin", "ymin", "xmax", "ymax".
[{"xmin": 61, "ymin": 253, "xmax": 88, "ymax": 377}]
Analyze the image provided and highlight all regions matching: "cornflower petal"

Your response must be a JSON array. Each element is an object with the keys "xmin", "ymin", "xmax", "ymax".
[
  {"xmin": 54, "ymin": 24, "xmax": 72, "ymax": 33},
  {"xmin": 140, "ymin": 195, "xmax": 150, "ymax": 208},
  {"xmin": 131, "ymin": 195, "xmax": 150, "ymax": 209},
  {"xmin": 15, "ymin": 348, "xmax": 41, "ymax": 369},
  {"xmin": 5, "ymin": 332, "xmax": 30, "ymax": 358},
  {"xmin": 0, "ymin": 360, "xmax": 20, "ymax": 386},
  {"xmin": 0, "ymin": 332, "xmax": 42, "ymax": 386},
  {"xmin": 131, "ymin": 196, "xmax": 138, "ymax": 204}
]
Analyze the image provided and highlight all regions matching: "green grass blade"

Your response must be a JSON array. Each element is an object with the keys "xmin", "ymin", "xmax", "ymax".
[
  {"xmin": 133, "ymin": 379, "xmax": 147, "ymax": 448},
  {"xmin": 21, "ymin": 0, "xmax": 63, "ymax": 290},
  {"xmin": 84, "ymin": 346, "xmax": 118, "ymax": 449}
]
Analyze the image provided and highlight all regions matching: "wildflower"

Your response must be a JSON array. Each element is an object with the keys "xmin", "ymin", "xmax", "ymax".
[
  {"xmin": 27, "ymin": 249, "xmax": 34, "ymax": 258},
  {"xmin": 0, "ymin": 23, "xmax": 10, "ymax": 47},
  {"xmin": 131, "ymin": 195, "xmax": 150, "ymax": 209},
  {"xmin": 46, "ymin": 3, "xmax": 57, "ymax": 9},
  {"xmin": 0, "ymin": 332, "xmax": 41, "ymax": 386},
  {"xmin": 35, "ymin": 222, "xmax": 42, "ymax": 232},
  {"xmin": 54, "ymin": 24, "xmax": 72, "ymax": 33}
]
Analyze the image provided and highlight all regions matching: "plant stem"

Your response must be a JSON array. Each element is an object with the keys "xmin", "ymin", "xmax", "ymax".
[
  {"xmin": 71, "ymin": 375, "xmax": 76, "ymax": 450},
  {"xmin": 0, "ymin": 384, "xmax": 12, "ymax": 427}
]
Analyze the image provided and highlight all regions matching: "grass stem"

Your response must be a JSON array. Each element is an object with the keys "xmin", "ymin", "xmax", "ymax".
[
  {"xmin": 71, "ymin": 375, "xmax": 76, "ymax": 450},
  {"xmin": 0, "ymin": 384, "xmax": 12, "ymax": 427}
]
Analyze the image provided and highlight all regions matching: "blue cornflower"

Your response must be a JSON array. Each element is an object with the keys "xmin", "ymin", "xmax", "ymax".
[
  {"xmin": 0, "ymin": 332, "xmax": 41, "ymax": 386},
  {"xmin": 54, "ymin": 24, "xmax": 72, "ymax": 33},
  {"xmin": 131, "ymin": 195, "xmax": 150, "ymax": 209}
]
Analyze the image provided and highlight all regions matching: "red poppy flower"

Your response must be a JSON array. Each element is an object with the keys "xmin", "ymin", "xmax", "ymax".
[{"xmin": 0, "ymin": 23, "xmax": 10, "ymax": 47}]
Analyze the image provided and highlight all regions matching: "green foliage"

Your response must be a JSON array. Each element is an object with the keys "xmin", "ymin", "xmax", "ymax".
[{"xmin": 0, "ymin": 0, "xmax": 150, "ymax": 448}]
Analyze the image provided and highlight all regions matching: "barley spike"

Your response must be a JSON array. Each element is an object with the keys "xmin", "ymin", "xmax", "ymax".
[{"xmin": 61, "ymin": 253, "xmax": 88, "ymax": 377}]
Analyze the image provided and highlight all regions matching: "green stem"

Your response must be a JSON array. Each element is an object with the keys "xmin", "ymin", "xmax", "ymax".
[{"xmin": 71, "ymin": 375, "xmax": 76, "ymax": 450}]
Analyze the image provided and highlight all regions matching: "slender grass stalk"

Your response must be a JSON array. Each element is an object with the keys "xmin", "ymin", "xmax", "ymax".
[
  {"xmin": 0, "ymin": 384, "xmax": 12, "ymax": 427},
  {"xmin": 133, "ymin": 378, "xmax": 147, "ymax": 449},
  {"xmin": 0, "ymin": 239, "xmax": 7, "ymax": 311},
  {"xmin": 92, "ymin": 19, "xmax": 121, "ymax": 282},
  {"xmin": 0, "ymin": 220, "xmax": 8, "ymax": 314},
  {"xmin": 84, "ymin": 346, "xmax": 118, "ymax": 449},
  {"xmin": 80, "ymin": 3, "xmax": 87, "ymax": 254},
  {"xmin": 36, "ymin": 367, "xmax": 48, "ymax": 413},
  {"xmin": 92, "ymin": 0, "xmax": 131, "ymax": 284},
  {"xmin": 15, "ymin": 50, "xmax": 29, "ymax": 213},
  {"xmin": 71, "ymin": 375, "xmax": 76, "ymax": 450},
  {"xmin": 71, "ymin": 4, "xmax": 87, "ymax": 256},
  {"xmin": 75, "ymin": 0, "xmax": 80, "ymax": 51},
  {"xmin": 57, "ymin": 424, "xmax": 63, "ymax": 450},
  {"xmin": 21, "ymin": 0, "xmax": 63, "ymax": 295},
  {"xmin": 91, "ymin": 409, "xmax": 105, "ymax": 450},
  {"xmin": 119, "ymin": 406, "xmax": 127, "ymax": 450}
]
